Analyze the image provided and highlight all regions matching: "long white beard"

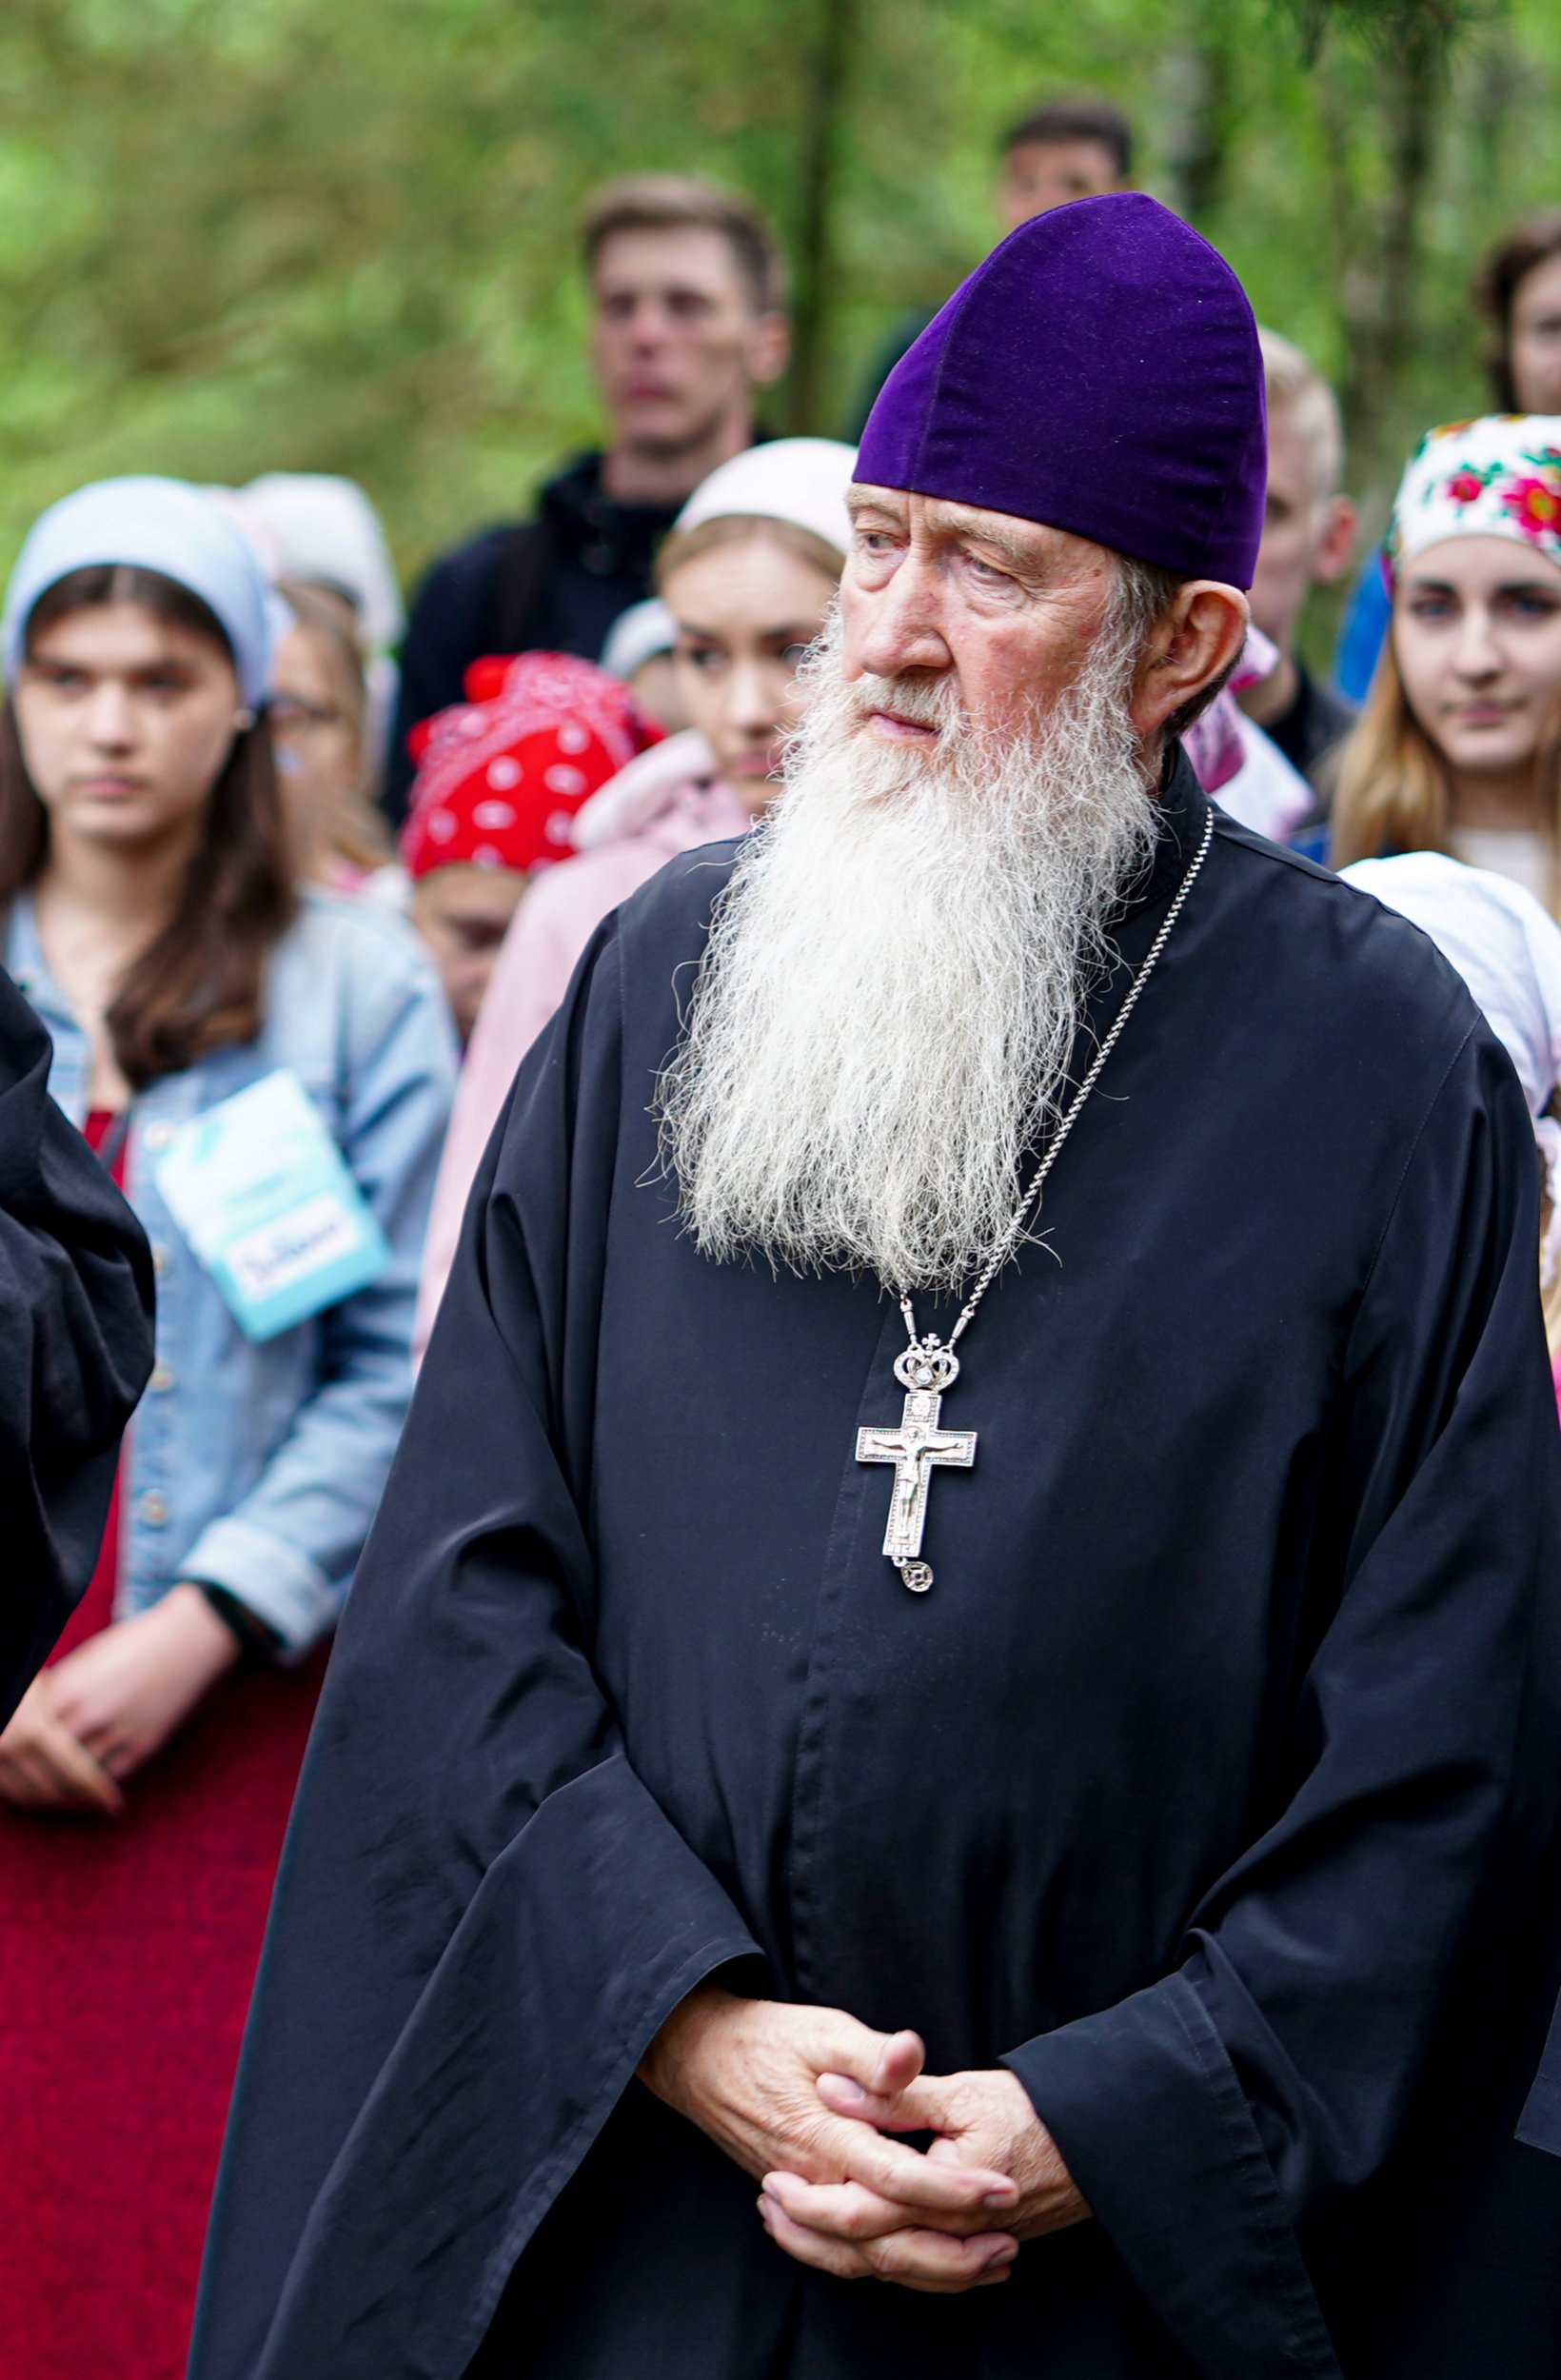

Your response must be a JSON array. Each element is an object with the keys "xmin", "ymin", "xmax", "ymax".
[{"xmin": 655, "ymin": 607, "xmax": 1159, "ymax": 1294}]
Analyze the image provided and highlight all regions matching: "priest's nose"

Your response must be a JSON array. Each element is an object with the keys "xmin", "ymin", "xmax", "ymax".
[{"xmin": 840, "ymin": 554, "xmax": 953, "ymax": 683}]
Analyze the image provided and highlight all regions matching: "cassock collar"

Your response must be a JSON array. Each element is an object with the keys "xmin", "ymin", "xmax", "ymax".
[
  {"xmin": 1037, "ymin": 736, "xmax": 1215, "ymax": 1121},
  {"xmin": 1128, "ymin": 738, "xmax": 1214, "ymax": 933},
  {"xmin": 1109, "ymin": 737, "xmax": 1214, "ymax": 956}
]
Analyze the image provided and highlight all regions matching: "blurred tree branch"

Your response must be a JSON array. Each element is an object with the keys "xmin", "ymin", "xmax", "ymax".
[
  {"xmin": 787, "ymin": 0, "xmax": 861, "ymax": 431},
  {"xmin": 1272, "ymin": 0, "xmax": 1492, "ymax": 486}
]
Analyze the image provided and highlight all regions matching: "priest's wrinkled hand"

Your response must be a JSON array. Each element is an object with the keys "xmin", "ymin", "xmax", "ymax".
[
  {"xmin": 794, "ymin": 2061, "xmax": 1090, "ymax": 2243},
  {"xmin": 0, "ymin": 1675, "xmax": 125, "ymax": 1815},
  {"xmin": 754, "ymin": 2062, "xmax": 1088, "ymax": 2291},
  {"xmin": 639, "ymin": 1986, "xmax": 1022, "ymax": 2290}
]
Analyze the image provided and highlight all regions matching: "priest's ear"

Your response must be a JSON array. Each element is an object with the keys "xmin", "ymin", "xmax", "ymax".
[{"xmin": 1126, "ymin": 582, "xmax": 1250, "ymax": 743}]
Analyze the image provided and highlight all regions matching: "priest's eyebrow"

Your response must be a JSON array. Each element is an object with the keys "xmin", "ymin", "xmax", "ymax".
[
  {"xmin": 845, "ymin": 492, "xmax": 906, "ymax": 527},
  {"xmin": 919, "ymin": 502, "xmax": 1045, "ymax": 571},
  {"xmin": 845, "ymin": 491, "xmax": 1042, "ymax": 573},
  {"xmin": 959, "ymin": 523, "xmax": 1039, "ymax": 570}
]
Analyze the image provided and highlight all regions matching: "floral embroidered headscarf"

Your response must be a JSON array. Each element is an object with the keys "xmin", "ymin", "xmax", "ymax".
[{"xmin": 1388, "ymin": 413, "xmax": 1561, "ymax": 583}]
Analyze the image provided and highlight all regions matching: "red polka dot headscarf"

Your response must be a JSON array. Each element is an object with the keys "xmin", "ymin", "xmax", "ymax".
[{"xmin": 399, "ymin": 651, "xmax": 663, "ymax": 881}]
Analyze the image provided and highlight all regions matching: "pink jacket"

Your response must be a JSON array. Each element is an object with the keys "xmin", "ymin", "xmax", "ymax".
[{"xmin": 414, "ymin": 730, "xmax": 751, "ymax": 1355}]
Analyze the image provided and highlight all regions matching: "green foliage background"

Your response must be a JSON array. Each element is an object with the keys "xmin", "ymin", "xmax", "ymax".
[{"xmin": 1, "ymin": 0, "xmax": 1557, "ymax": 600}]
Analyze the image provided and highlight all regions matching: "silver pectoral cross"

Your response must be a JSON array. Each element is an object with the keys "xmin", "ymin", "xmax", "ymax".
[{"xmin": 856, "ymin": 1341, "xmax": 977, "ymax": 1593}]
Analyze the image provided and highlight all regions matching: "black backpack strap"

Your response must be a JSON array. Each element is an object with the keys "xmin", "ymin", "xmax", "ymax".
[{"xmin": 488, "ymin": 518, "xmax": 557, "ymax": 654}]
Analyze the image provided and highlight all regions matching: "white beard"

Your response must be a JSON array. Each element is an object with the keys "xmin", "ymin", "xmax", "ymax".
[{"xmin": 655, "ymin": 606, "xmax": 1159, "ymax": 1294}]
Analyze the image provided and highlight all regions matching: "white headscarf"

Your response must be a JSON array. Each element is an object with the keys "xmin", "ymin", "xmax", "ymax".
[
  {"xmin": 600, "ymin": 598, "xmax": 677, "ymax": 682},
  {"xmin": 235, "ymin": 473, "xmax": 405, "ymax": 653},
  {"xmin": 673, "ymin": 438, "xmax": 857, "ymax": 564},
  {"xmin": 1343, "ymin": 852, "xmax": 1561, "ymax": 1280},
  {"xmin": 216, "ymin": 474, "xmax": 405, "ymax": 767},
  {"xmin": 3, "ymin": 475, "xmax": 274, "ymax": 708}
]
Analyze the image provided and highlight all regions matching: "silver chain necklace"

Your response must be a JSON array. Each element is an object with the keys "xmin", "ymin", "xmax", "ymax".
[{"xmin": 855, "ymin": 804, "xmax": 1215, "ymax": 1592}]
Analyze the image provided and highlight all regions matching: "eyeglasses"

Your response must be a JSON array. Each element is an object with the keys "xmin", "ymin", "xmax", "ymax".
[{"xmin": 268, "ymin": 692, "xmax": 349, "ymax": 740}]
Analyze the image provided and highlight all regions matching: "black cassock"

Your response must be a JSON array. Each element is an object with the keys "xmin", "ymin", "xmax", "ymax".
[
  {"xmin": 0, "ymin": 964, "xmax": 153, "ymax": 1722},
  {"xmin": 193, "ymin": 759, "xmax": 1561, "ymax": 2380}
]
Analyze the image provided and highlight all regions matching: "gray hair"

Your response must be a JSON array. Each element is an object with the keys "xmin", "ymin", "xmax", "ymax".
[{"xmin": 1108, "ymin": 551, "xmax": 1238, "ymax": 745}]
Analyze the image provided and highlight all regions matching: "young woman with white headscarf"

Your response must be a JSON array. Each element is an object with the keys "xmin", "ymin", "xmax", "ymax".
[{"xmin": 1332, "ymin": 415, "xmax": 1561, "ymax": 914}]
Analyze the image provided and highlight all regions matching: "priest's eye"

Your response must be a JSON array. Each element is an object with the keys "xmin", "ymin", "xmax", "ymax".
[
  {"xmin": 964, "ymin": 556, "xmax": 1013, "ymax": 587},
  {"xmin": 679, "ymin": 643, "xmax": 726, "ymax": 673}
]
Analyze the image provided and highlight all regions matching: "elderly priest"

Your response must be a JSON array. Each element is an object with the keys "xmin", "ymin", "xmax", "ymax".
[{"xmin": 193, "ymin": 197, "xmax": 1561, "ymax": 2380}]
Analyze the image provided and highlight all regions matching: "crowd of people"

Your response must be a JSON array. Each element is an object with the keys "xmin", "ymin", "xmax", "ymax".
[{"xmin": 2, "ymin": 96, "xmax": 1561, "ymax": 2380}]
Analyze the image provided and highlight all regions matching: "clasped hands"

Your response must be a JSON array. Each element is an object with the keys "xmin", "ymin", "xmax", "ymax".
[{"xmin": 640, "ymin": 1984, "xmax": 1088, "ymax": 2293}]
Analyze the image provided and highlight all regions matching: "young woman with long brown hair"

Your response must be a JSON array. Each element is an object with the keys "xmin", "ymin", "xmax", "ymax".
[
  {"xmin": 1331, "ymin": 415, "xmax": 1561, "ymax": 915},
  {"xmin": 0, "ymin": 478, "xmax": 455, "ymax": 2380}
]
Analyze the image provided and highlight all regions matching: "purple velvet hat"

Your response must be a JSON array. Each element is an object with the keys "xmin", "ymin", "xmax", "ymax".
[{"xmin": 856, "ymin": 194, "xmax": 1266, "ymax": 588}]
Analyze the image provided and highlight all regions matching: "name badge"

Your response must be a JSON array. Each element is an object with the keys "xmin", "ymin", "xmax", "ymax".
[{"xmin": 154, "ymin": 1069, "xmax": 389, "ymax": 1341}]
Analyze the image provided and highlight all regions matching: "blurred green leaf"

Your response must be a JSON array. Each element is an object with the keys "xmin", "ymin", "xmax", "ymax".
[{"xmin": 0, "ymin": 0, "xmax": 1555, "ymax": 661}]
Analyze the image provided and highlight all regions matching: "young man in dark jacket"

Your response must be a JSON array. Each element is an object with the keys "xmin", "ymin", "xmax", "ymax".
[{"xmin": 385, "ymin": 175, "xmax": 788, "ymax": 822}]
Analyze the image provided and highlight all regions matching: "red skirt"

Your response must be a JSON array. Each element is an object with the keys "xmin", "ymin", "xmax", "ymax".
[{"xmin": 0, "ymin": 1469, "xmax": 326, "ymax": 2378}]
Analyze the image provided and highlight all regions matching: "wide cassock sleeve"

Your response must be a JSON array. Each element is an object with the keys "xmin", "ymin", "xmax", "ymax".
[
  {"xmin": 1004, "ymin": 1024, "xmax": 1561, "ymax": 2380},
  {"xmin": 188, "ymin": 916, "xmax": 762, "ymax": 2380},
  {"xmin": 0, "ymin": 967, "xmax": 153, "ymax": 1721}
]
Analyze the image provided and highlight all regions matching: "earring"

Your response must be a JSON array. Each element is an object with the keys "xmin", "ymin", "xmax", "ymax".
[{"xmin": 234, "ymin": 707, "xmax": 256, "ymax": 732}]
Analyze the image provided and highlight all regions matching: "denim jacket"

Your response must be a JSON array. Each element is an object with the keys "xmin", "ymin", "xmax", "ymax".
[{"xmin": 7, "ymin": 891, "xmax": 457, "ymax": 1655}]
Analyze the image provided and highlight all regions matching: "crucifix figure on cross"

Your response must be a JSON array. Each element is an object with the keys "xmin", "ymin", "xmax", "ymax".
[{"xmin": 857, "ymin": 1341, "xmax": 977, "ymax": 1593}]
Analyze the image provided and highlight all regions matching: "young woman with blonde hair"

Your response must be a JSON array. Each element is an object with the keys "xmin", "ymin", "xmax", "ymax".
[{"xmin": 1331, "ymin": 414, "xmax": 1561, "ymax": 915}]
